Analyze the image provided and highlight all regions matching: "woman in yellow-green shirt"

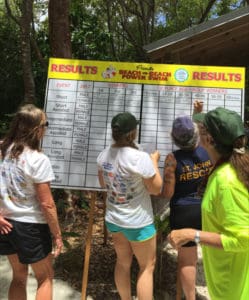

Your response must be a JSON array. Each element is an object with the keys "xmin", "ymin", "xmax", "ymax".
[{"xmin": 168, "ymin": 107, "xmax": 249, "ymax": 300}]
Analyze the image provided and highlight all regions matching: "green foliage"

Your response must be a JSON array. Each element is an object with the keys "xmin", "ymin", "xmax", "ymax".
[
  {"xmin": 0, "ymin": 0, "xmax": 248, "ymax": 114},
  {"xmin": 154, "ymin": 214, "xmax": 170, "ymax": 235},
  {"xmin": 214, "ymin": 0, "xmax": 245, "ymax": 16},
  {"xmin": 0, "ymin": 114, "xmax": 13, "ymax": 139},
  {"xmin": 0, "ymin": 5, "xmax": 24, "ymax": 114},
  {"xmin": 70, "ymin": 1, "xmax": 113, "ymax": 60},
  {"xmin": 153, "ymin": 0, "xmax": 246, "ymax": 39},
  {"xmin": 52, "ymin": 188, "xmax": 90, "ymax": 216},
  {"xmin": 0, "ymin": 1, "xmax": 50, "ymax": 113}
]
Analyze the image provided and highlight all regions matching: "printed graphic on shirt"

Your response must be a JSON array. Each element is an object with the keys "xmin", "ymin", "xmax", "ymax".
[
  {"xmin": 179, "ymin": 160, "xmax": 212, "ymax": 182},
  {"xmin": 102, "ymin": 165, "xmax": 136, "ymax": 205},
  {"xmin": 1, "ymin": 157, "xmax": 27, "ymax": 202}
]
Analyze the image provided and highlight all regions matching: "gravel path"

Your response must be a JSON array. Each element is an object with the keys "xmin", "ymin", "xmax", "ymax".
[
  {"xmin": 0, "ymin": 248, "xmax": 209, "ymax": 300},
  {"xmin": 0, "ymin": 256, "xmax": 81, "ymax": 300}
]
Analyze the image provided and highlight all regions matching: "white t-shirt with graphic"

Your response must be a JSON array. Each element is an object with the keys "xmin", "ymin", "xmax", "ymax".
[
  {"xmin": 0, "ymin": 146, "xmax": 55, "ymax": 223},
  {"xmin": 97, "ymin": 146, "xmax": 156, "ymax": 228}
]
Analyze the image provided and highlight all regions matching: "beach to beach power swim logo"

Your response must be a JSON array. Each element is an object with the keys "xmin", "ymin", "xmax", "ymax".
[{"xmin": 174, "ymin": 68, "xmax": 189, "ymax": 82}]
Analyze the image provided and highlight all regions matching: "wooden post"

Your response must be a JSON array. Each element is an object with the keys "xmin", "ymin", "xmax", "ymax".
[
  {"xmin": 102, "ymin": 192, "xmax": 108, "ymax": 245},
  {"xmin": 81, "ymin": 191, "xmax": 96, "ymax": 300}
]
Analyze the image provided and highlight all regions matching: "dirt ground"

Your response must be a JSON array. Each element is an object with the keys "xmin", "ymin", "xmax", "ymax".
[{"xmin": 54, "ymin": 195, "xmax": 210, "ymax": 300}]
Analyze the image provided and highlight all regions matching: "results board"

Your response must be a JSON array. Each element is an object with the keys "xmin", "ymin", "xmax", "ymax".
[{"xmin": 42, "ymin": 58, "xmax": 245, "ymax": 190}]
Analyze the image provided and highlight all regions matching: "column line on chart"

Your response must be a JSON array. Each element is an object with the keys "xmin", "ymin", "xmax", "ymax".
[
  {"xmin": 84, "ymin": 81, "xmax": 95, "ymax": 187},
  {"xmin": 138, "ymin": 84, "xmax": 144, "ymax": 144},
  {"xmin": 156, "ymin": 86, "xmax": 160, "ymax": 148},
  {"xmin": 67, "ymin": 80, "xmax": 77, "ymax": 187},
  {"xmin": 104, "ymin": 85, "xmax": 111, "ymax": 148}
]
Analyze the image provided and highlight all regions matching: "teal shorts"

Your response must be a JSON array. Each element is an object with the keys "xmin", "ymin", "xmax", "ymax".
[{"xmin": 105, "ymin": 221, "xmax": 156, "ymax": 242}]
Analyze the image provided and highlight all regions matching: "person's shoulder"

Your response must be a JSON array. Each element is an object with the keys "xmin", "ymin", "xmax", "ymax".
[
  {"xmin": 123, "ymin": 147, "xmax": 148, "ymax": 158},
  {"xmin": 210, "ymin": 163, "xmax": 248, "ymax": 198},
  {"xmin": 23, "ymin": 148, "xmax": 50, "ymax": 164},
  {"xmin": 120, "ymin": 147, "xmax": 151, "ymax": 166},
  {"xmin": 97, "ymin": 145, "xmax": 111, "ymax": 162},
  {"xmin": 25, "ymin": 147, "xmax": 45, "ymax": 157},
  {"xmin": 214, "ymin": 163, "xmax": 238, "ymax": 185},
  {"xmin": 196, "ymin": 145, "xmax": 207, "ymax": 153},
  {"xmin": 123, "ymin": 146, "xmax": 140, "ymax": 154},
  {"xmin": 98, "ymin": 147, "xmax": 108, "ymax": 156},
  {"xmin": 173, "ymin": 148, "xmax": 187, "ymax": 159},
  {"xmin": 194, "ymin": 145, "xmax": 209, "ymax": 157},
  {"xmin": 172, "ymin": 149, "xmax": 181, "ymax": 156}
]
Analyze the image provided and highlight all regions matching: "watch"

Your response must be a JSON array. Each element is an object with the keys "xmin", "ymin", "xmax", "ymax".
[{"xmin": 194, "ymin": 230, "xmax": 200, "ymax": 244}]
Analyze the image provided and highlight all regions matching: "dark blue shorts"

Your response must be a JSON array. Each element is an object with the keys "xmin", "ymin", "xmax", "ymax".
[
  {"xmin": 0, "ymin": 219, "xmax": 52, "ymax": 264},
  {"xmin": 170, "ymin": 204, "xmax": 201, "ymax": 247}
]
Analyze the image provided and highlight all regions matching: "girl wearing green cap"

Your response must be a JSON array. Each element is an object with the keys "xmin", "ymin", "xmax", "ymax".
[
  {"xmin": 97, "ymin": 112, "xmax": 162, "ymax": 300},
  {"xmin": 168, "ymin": 106, "xmax": 249, "ymax": 300}
]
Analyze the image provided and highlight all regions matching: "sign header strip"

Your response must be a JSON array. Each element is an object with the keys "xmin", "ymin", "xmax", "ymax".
[{"xmin": 48, "ymin": 58, "xmax": 245, "ymax": 89}]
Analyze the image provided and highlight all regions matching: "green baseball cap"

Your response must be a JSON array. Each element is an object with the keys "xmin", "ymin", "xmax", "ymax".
[
  {"xmin": 193, "ymin": 107, "xmax": 245, "ymax": 146},
  {"xmin": 111, "ymin": 112, "xmax": 139, "ymax": 134}
]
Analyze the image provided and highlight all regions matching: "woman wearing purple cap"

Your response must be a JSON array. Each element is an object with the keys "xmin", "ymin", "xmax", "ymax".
[
  {"xmin": 168, "ymin": 106, "xmax": 249, "ymax": 300},
  {"xmin": 161, "ymin": 115, "xmax": 212, "ymax": 300},
  {"xmin": 97, "ymin": 112, "xmax": 162, "ymax": 300}
]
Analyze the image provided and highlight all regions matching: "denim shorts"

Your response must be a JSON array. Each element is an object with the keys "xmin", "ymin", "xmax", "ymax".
[
  {"xmin": 106, "ymin": 221, "xmax": 156, "ymax": 242},
  {"xmin": 0, "ymin": 219, "xmax": 52, "ymax": 264}
]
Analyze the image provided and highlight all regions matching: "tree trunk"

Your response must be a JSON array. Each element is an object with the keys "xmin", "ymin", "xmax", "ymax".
[
  {"xmin": 5, "ymin": 0, "xmax": 36, "ymax": 103},
  {"xmin": 20, "ymin": 0, "xmax": 36, "ymax": 103},
  {"xmin": 48, "ymin": 0, "xmax": 72, "ymax": 58}
]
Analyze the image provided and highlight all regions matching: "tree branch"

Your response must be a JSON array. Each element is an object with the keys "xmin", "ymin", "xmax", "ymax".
[
  {"xmin": 198, "ymin": 0, "xmax": 217, "ymax": 24},
  {"xmin": 4, "ymin": 0, "xmax": 21, "ymax": 26}
]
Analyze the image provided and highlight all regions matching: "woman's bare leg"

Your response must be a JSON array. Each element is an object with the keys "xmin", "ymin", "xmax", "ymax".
[
  {"xmin": 131, "ymin": 235, "xmax": 156, "ymax": 300},
  {"xmin": 30, "ymin": 254, "xmax": 54, "ymax": 300},
  {"xmin": 112, "ymin": 233, "xmax": 133, "ymax": 300},
  {"xmin": 178, "ymin": 246, "xmax": 198, "ymax": 300},
  {"xmin": 7, "ymin": 254, "xmax": 28, "ymax": 300}
]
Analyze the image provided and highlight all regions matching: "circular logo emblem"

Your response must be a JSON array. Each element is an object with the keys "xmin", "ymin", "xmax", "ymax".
[{"xmin": 174, "ymin": 69, "xmax": 189, "ymax": 82}]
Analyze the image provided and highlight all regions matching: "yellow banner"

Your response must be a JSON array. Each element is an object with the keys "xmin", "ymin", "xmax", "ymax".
[{"xmin": 48, "ymin": 58, "xmax": 245, "ymax": 89}]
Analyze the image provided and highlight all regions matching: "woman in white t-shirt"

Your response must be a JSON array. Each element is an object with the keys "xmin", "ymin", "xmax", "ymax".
[
  {"xmin": 0, "ymin": 104, "xmax": 62, "ymax": 300},
  {"xmin": 97, "ymin": 112, "xmax": 162, "ymax": 300}
]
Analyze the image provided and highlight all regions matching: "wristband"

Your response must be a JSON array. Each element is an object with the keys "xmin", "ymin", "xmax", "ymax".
[{"xmin": 194, "ymin": 230, "xmax": 200, "ymax": 244}]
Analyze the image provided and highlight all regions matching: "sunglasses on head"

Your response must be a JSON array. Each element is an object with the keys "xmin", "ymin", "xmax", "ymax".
[{"xmin": 40, "ymin": 121, "xmax": 49, "ymax": 128}]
